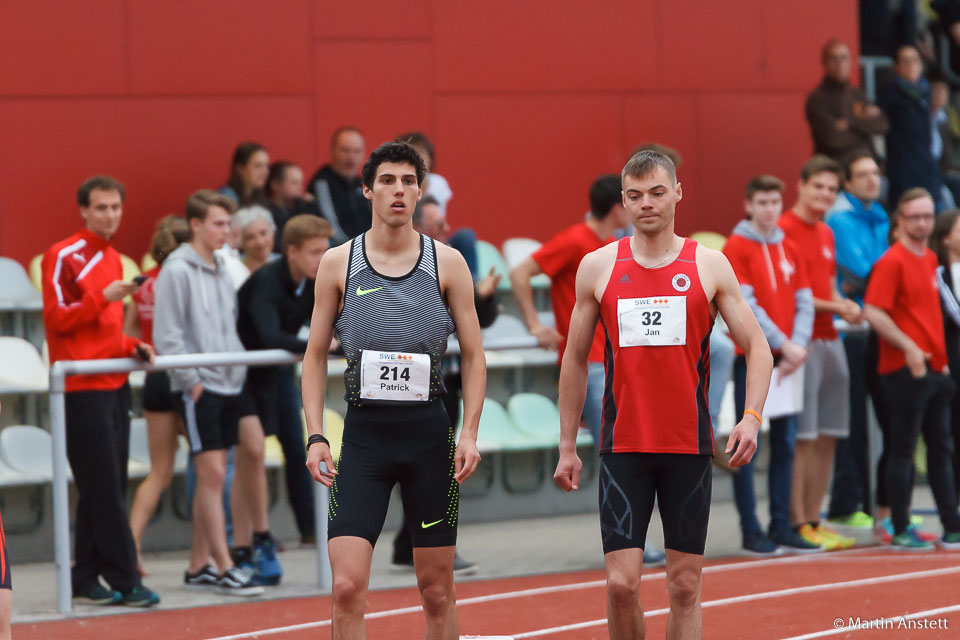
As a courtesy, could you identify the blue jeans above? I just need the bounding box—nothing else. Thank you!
[732,357,798,537]
[708,328,735,432]
[583,362,605,455]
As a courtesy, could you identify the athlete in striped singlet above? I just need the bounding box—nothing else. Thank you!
[302,142,484,640]
[554,150,773,639]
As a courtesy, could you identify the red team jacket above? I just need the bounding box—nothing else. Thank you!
[42,229,141,392]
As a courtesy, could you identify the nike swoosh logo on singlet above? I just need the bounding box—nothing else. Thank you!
[421,519,444,529]
[356,286,384,296]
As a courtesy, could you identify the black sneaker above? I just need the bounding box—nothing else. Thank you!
[73,582,122,606]
[453,553,477,576]
[217,566,265,596]
[742,531,781,556]
[184,564,220,590]
[769,528,824,554]
[121,585,160,607]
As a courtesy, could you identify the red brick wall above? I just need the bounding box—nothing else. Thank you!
[0,0,857,265]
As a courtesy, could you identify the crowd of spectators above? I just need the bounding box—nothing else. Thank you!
[29,6,960,608]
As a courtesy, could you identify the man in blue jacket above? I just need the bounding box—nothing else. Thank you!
[825,151,889,530]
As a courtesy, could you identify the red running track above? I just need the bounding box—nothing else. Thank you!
[13,549,960,639]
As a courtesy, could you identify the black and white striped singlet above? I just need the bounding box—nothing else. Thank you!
[335,233,456,406]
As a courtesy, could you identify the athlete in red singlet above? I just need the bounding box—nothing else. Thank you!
[554,150,773,640]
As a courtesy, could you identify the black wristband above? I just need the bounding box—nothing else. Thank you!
[306,434,330,452]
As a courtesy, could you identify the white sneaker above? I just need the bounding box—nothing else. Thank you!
[217,566,265,596]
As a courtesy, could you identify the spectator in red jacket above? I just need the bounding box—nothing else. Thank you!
[41,175,159,607]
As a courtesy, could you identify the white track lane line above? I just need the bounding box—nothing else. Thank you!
[778,603,960,639]
[510,565,960,638]
[201,547,885,640]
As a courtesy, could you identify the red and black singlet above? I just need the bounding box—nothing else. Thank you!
[597,237,715,455]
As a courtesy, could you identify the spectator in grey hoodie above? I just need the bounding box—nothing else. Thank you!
[153,189,262,596]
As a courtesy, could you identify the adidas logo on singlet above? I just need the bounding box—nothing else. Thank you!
[619,274,631,284]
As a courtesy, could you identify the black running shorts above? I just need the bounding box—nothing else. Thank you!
[327,401,458,548]
[179,390,242,454]
[599,453,712,556]
[142,370,178,413]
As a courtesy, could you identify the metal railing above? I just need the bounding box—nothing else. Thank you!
[48,338,539,613]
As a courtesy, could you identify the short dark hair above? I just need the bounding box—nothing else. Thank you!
[744,175,785,200]
[894,43,920,65]
[589,174,623,219]
[266,160,296,198]
[331,126,364,149]
[283,214,333,252]
[77,176,125,207]
[396,132,436,168]
[185,189,236,223]
[412,195,440,227]
[630,142,683,168]
[361,142,427,190]
[841,149,877,181]
[622,150,677,185]
[799,154,842,183]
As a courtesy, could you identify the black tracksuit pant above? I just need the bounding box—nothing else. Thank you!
[878,369,960,536]
[65,384,140,593]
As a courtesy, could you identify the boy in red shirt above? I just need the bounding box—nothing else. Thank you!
[42,176,158,606]
[779,155,862,550]
[723,175,820,554]
[864,188,960,550]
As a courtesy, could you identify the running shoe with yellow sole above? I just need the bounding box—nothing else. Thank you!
[816,524,856,550]
[798,523,841,551]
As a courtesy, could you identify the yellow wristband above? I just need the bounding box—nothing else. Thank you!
[743,409,762,424]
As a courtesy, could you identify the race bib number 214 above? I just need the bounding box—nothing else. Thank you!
[360,350,431,402]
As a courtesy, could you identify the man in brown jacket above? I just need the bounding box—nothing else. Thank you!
[806,39,889,161]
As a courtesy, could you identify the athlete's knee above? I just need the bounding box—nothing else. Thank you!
[418,578,455,617]
[606,572,641,609]
[666,569,701,610]
[332,575,367,613]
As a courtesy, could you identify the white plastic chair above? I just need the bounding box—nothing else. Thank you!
[0,337,48,393]
[481,315,529,342]
[0,425,60,481]
[501,238,550,288]
[0,257,42,311]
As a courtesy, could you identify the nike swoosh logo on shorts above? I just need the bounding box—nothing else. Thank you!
[356,286,384,296]
[421,519,444,529]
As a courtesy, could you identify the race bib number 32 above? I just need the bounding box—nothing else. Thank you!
[617,296,687,347]
[360,350,431,402]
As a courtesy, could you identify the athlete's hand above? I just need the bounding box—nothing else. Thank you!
[553,450,583,491]
[532,324,563,351]
[454,436,481,484]
[725,418,761,467]
[306,442,337,487]
[189,382,203,403]
[133,342,156,365]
